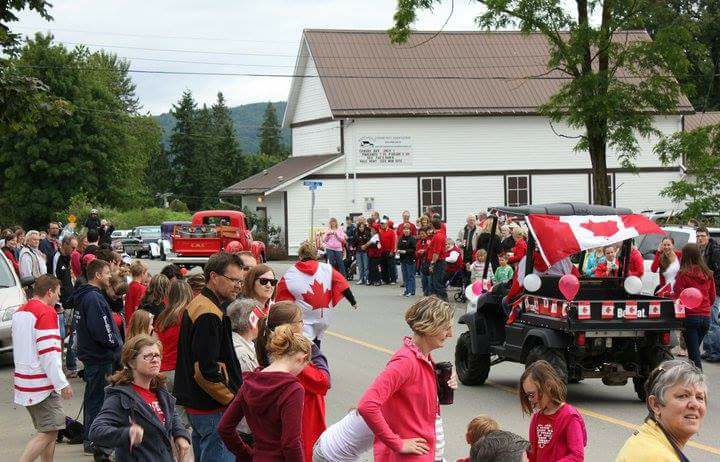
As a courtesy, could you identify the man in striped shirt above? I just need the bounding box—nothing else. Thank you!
[12,274,73,462]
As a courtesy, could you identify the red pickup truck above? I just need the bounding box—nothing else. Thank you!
[167,210,266,267]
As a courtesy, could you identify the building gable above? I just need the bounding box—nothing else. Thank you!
[283,40,333,127]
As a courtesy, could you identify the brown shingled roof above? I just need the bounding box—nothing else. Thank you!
[302,29,694,117]
[220,154,342,196]
[684,112,720,131]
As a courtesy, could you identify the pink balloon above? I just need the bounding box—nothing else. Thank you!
[559,274,580,301]
[471,280,484,296]
[679,288,703,309]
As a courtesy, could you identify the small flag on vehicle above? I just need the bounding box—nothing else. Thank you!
[674,299,686,319]
[540,298,550,315]
[601,301,614,319]
[649,301,661,318]
[561,302,568,317]
[550,300,559,317]
[624,301,638,320]
[577,301,591,320]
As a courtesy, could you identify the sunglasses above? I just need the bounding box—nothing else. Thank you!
[258,277,278,287]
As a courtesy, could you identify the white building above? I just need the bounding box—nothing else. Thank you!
[221,30,694,256]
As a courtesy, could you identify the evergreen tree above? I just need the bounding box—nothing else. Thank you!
[195,104,220,209]
[212,92,246,197]
[258,102,285,157]
[169,90,201,209]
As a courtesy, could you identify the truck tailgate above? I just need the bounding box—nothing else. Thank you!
[172,238,221,256]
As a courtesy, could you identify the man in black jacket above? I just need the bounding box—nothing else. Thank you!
[697,227,720,361]
[55,236,79,375]
[68,259,121,460]
[39,222,61,274]
[174,252,243,462]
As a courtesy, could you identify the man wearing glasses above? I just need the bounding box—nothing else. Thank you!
[174,252,245,462]
[696,227,720,362]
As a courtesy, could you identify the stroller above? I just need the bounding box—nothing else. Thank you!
[445,268,468,303]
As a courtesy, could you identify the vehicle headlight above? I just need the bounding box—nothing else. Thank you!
[2,304,20,322]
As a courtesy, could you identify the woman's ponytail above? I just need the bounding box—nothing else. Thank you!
[266,324,311,362]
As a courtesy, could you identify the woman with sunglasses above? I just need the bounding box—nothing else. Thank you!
[89,334,191,462]
[240,264,277,319]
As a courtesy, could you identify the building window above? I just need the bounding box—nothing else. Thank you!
[590,173,615,206]
[506,175,529,207]
[420,177,444,218]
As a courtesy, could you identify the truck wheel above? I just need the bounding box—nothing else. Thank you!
[525,345,568,383]
[633,346,673,401]
[455,331,490,386]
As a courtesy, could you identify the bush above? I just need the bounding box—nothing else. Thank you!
[59,194,191,230]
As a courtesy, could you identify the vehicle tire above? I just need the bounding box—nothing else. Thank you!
[633,346,673,401]
[160,249,166,261]
[455,331,490,386]
[525,345,568,383]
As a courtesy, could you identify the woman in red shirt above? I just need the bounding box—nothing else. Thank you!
[125,260,148,323]
[154,279,193,391]
[651,237,682,294]
[255,301,330,462]
[358,296,457,461]
[520,360,586,461]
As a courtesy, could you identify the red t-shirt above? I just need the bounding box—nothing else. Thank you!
[429,229,447,261]
[125,281,147,324]
[156,323,180,371]
[396,221,418,237]
[378,228,397,253]
[132,384,166,424]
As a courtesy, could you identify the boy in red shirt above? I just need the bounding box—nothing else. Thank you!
[428,216,448,300]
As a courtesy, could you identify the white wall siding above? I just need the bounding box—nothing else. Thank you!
[531,174,589,204]
[291,54,332,124]
[342,116,681,174]
[242,194,286,246]
[292,121,341,156]
[446,176,505,235]
[615,171,683,212]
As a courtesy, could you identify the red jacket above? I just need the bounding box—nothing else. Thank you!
[367,238,384,259]
[651,250,682,289]
[673,266,716,317]
[358,337,439,461]
[396,221,417,238]
[218,370,304,462]
[507,238,527,266]
[379,228,397,254]
[445,244,464,274]
[156,323,180,372]
[528,403,586,462]
[628,247,645,278]
[124,281,147,325]
[416,238,429,268]
[594,260,620,278]
[298,364,330,462]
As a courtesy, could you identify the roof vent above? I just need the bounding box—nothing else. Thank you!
[277,175,284,181]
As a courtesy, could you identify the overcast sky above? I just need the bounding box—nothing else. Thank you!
[15,0,504,114]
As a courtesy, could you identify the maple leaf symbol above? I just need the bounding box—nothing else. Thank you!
[579,220,619,237]
[301,279,332,309]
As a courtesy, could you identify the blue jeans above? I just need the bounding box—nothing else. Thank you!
[356,250,369,283]
[421,269,432,296]
[431,260,447,299]
[83,362,113,444]
[702,297,720,360]
[187,411,235,462]
[401,261,416,295]
[684,316,710,369]
[326,249,346,275]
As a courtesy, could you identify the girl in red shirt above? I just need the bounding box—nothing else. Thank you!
[125,260,148,323]
[154,279,193,391]
[520,360,586,462]
[507,227,527,266]
[594,245,620,278]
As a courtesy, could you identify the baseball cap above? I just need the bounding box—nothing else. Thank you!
[90,209,98,214]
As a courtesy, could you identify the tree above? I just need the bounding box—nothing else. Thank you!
[656,122,720,218]
[0,34,159,226]
[392,0,692,205]
[258,102,286,157]
[169,90,202,209]
[212,92,247,199]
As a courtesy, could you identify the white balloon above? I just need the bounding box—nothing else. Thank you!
[465,284,476,301]
[523,274,542,292]
[624,276,643,294]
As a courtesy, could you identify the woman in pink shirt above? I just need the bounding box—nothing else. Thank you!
[358,296,456,461]
[323,217,347,275]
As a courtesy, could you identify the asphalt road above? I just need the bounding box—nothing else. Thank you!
[1,258,718,461]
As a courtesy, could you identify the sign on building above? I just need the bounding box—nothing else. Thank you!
[357,135,412,166]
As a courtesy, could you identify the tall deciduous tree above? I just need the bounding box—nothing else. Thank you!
[392,0,692,205]
[258,102,286,157]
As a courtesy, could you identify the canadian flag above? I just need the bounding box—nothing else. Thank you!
[540,298,550,315]
[561,303,568,318]
[525,214,664,266]
[550,301,559,317]
[577,301,591,320]
[649,302,662,318]
[624,301,638,320]
[674,299,686,319]
[601,301,615,319]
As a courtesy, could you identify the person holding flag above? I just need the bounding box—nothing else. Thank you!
[275,241,358,346]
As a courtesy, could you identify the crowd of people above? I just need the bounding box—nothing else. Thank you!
[3,208,715,462]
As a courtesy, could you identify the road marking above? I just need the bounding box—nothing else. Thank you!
[325,330,720,456]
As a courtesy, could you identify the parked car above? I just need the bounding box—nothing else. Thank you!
[168,210,265,268]
[122,226,161,259]
[0,251,28,354]
[636,225,720,295]
[110,229,131,252]
[158,221,191,261]
[455,203,681,401]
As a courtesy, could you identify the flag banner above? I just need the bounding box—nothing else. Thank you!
[649,301,662,318]
[601,301,615,319]
[525,214,664,266]
[625,301,638,320]
[674,299,686,319]
[550,301,559,317]
[540,298,550,315]
[578,301,591,320]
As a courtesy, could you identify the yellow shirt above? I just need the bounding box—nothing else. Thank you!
[615,420,680,462]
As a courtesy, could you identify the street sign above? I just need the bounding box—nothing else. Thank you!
[303,180,323,190]
[303,181,322,239]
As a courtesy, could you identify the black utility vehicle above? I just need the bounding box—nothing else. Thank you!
[455,203,681,400]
